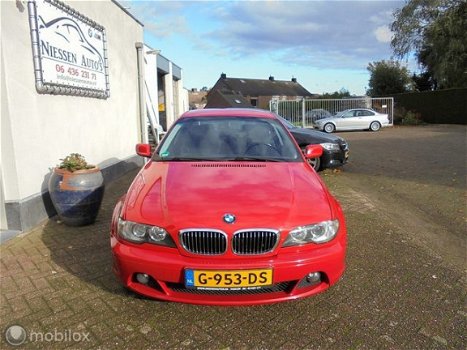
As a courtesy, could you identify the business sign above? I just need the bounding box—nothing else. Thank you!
[28,0,109,98]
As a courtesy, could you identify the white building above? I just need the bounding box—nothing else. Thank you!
[1,0,188,237]
[144,45,189,139]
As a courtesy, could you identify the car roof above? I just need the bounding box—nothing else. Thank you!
[180,108,277,119]
[336,108,376,113]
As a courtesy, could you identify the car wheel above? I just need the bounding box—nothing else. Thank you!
[301,148,321,171]
[370,121,381,131]
[324,123,335,133]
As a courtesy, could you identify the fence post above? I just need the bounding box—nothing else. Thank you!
[302,98,305,128]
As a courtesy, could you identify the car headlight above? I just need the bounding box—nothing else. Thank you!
[283,220,339,246]
[320,142,340,151]
[118,219,176,247]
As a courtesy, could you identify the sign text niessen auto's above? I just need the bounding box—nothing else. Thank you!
[28,0,109,98]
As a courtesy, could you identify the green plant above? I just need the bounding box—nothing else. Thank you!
[393,107,407,125]
[58,153,95,172]
[401,111,422,125]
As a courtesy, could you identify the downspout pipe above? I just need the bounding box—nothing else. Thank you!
[135,42,148,144]
[28,0,46,94]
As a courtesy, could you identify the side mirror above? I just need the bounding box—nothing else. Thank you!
[136,143,152,158]
[304,144,323,159]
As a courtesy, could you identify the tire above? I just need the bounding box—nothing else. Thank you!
[370,121,381,132]
[324,123,335,133]
[301,148,321,171]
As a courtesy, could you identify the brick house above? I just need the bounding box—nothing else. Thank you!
[206,73,315,109]
[204,89,252,109]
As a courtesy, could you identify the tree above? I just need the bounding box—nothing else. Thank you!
[417,2,467,88]
[412,72,436,91]
[367,60,412,96]
[391,0,467,89]
[391,0,453,58]
[319,88,352,99]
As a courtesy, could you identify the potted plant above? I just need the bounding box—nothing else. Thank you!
[48,153,105,226]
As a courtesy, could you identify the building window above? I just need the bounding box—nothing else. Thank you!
[250,98,258,107]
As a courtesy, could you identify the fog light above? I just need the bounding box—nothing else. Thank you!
[297,271,323,289]
[136,273,149,284]
[306,272,321,283]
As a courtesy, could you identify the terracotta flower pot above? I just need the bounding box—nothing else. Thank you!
[48,167,105,226]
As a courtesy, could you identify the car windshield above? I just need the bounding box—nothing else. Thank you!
[156,116,301,162]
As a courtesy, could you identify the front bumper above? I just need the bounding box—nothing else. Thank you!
[313,123,324,131]
[111,235,346,306]
[321,148,349,169]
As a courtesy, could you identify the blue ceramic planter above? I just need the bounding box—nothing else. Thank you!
[49,167,105,226]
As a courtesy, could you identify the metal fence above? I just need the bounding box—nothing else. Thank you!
[270,97,394,128]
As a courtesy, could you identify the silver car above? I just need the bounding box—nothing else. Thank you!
[313,109,390,133]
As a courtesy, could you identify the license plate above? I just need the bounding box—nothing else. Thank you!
[185,269,273,289]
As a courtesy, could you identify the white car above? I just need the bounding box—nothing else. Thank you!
[313,109,390,133]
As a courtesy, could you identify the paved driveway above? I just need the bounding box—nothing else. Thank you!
[1,125,465,349]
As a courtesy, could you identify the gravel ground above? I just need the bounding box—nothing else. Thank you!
[1,124,465,349]
[329,124,466,270]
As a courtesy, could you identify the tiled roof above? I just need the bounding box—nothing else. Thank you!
[205,90,252,108]
[211,75,313,97]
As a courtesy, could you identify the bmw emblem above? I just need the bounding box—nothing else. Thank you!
[223,213,236,224]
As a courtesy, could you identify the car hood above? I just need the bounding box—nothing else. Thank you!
[123,161,332,232]
[290,127,343,143]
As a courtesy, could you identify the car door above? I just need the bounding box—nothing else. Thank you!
[337,110,359,130]
[358,110,376,128]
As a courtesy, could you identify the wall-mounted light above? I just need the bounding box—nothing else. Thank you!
[146,50,161,55]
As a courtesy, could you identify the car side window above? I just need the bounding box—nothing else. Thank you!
[343,111,354,118]
[360,111,375,117]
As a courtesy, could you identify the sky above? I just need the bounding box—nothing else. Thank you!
[124,0,406,96]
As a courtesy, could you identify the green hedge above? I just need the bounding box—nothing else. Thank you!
[393,89,467,124]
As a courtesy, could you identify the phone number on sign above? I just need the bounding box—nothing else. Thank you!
[55,64,97,80]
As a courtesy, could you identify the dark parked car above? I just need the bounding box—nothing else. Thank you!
[304,109,333,123]
[278,116,349,171]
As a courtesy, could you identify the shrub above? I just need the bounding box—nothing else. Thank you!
[393,88,467,124]
[393,107,407,125]
[401,111,423,125]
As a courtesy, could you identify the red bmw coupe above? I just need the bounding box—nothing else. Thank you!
[110,108,346,305]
